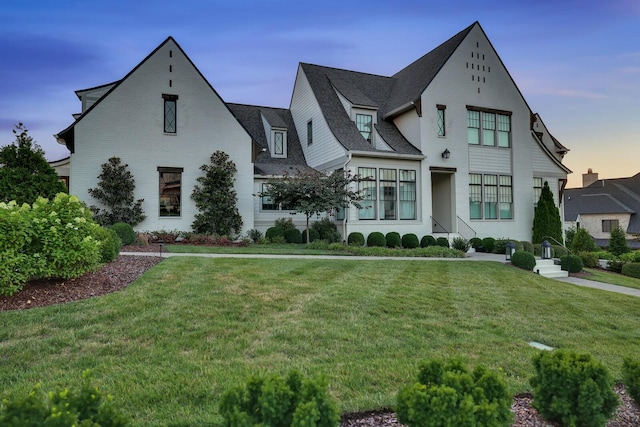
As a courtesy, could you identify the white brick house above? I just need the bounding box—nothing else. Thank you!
[56,22,570,241]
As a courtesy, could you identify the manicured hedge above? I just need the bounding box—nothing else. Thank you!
[622,262,640,279]
[482,237,495,253]
[511,251,536,270]
[560,254,584,273]
[367,232,386,247]
[284,227,302,244]
[347,232,365,246]
[110,222,136,245]
[401,233,420,249]
[386,232,401,248]
[420,235,436,248]
[435,237,449,248]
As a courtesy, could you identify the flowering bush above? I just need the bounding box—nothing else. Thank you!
[0,193,102,296]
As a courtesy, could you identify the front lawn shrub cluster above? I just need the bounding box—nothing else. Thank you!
[530,350,618,427]
[247,229,263,243]
[435,237,449,248]
[560,254,583,273]
[396,359,513,427]
[571,227,598,252]
[266,226,285,241]
[451,236,470,252]
[367,232,386,247]
[275,217,297,231]
[147,229,181,244]
[622,358,640,406]
[302,228,320,243]
[511,251,536,270]
[0,370,129,426]
[95,226,121,263]
[219,370,339,427]
[493,239,510,254]
[482,237,496,253]
[347,232,365,246]
[0,194,102,296]
[401,233,420,249]
[110,222,136,245]
[312,217,341,243]
[521,240,534,254]
[621,262,640,279]
[420,235,436,248]
[386,232,401,248]
[578,251,600,268]
[284,228,302,244]
[469,237,483,251]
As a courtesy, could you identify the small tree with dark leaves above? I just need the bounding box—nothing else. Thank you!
[88,157,146,226]
[260,170,362,242]
[0,123,66,204]
[191,151,243,235]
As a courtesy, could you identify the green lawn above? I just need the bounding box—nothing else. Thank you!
[2,258,639,425]
[584,267,640,290]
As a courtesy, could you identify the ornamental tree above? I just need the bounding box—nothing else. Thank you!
[532,181,562,244]
[88,157,146,226]
[191,151,243,235]
[259,170,362,242]
[609,226,630,256]
[0,123,67,204]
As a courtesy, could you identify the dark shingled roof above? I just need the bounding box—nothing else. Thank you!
[227,103,315,176]
[385,22,475,117]
[564,172,640,233]
[300,63,421,156]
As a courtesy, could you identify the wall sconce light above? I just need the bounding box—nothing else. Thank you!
[441,149,450,159]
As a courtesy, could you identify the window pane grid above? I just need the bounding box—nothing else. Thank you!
[356,114,373,143]
[274,132,284,155]
[164,100,176,133]
[437,108,445,136]
[470,173,513,220]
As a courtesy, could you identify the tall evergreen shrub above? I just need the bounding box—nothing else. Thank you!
[532,181,562,244]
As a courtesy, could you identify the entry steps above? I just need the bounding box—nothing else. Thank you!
[533,258,569,278]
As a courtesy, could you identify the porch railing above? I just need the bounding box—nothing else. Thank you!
[430,216,449,237]
[457,216,476,241]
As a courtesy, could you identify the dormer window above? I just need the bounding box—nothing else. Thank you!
[271,129,287,158]
[356,114,372,143]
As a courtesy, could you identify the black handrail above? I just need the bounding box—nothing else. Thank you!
[542,235,570,255]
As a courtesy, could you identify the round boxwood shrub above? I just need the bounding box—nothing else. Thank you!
[560,254,584,273]
[109,222,136,246]
[520,240,534,254]
[94,227,121,263]
[302,228,320,243]
[622,358,640,406]
[347,232,365,246]
[622,262,640,279]
[401,233,419,249]
[386,232,401,248]
[530,350,619,427]
[470,237,483,251]
[578,251,600,268]
[420,235,436,248]
[265,226,284,241]
[367,232,386,247]
[284,227,302,244]
[481,237,495,253]
[511,251,536,270]
[435,237,449,248]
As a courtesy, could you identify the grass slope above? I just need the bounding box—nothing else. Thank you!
[1,258,639,425]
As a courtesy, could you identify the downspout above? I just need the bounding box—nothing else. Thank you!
[342,152,352,242]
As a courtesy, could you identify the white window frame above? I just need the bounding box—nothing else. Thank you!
[271,129,287,158]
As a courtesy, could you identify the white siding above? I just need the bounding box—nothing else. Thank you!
[290,66,346,169]
[70,39,254,233]
[468,146,511,174]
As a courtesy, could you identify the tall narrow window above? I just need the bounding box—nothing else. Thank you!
[399,170,416,220]
[274,131,284,155]
[482,112,496,146]
[158,167,183,217]
[261,183,277,211]
[484,174,498,219]
[467,110,480,145]
[356,114,373,143]
[358,167,376,220]
[379,169,397,220]
[497,114,511,147]
[533,177,543,206]
[307,120,313,145]
[499,175,513,219]
[469,174,482,219]
[437,105,446,137]
[162,94,178,133]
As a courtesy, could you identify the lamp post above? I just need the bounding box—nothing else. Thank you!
[505,241,516,261]
[541,240,552,259]
[158,239,164,258]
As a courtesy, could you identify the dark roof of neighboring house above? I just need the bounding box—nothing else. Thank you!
[564,172,640,233]
[227,103,315,176]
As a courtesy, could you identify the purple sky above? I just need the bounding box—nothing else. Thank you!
[1,0,638,188]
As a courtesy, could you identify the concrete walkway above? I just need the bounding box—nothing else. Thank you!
[120,250,640,297]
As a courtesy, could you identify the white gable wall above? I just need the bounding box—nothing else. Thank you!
[290,66,346,170]
[414,24,566,241]
[70,39,254,233]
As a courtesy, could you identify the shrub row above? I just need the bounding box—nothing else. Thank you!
[0,194,119,296]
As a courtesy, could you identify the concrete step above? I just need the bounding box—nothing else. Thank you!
[533,259,569,278]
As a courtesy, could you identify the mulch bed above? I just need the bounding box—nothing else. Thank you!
[1,247,638,426]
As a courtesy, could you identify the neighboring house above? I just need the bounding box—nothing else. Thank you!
[48,157,70,190]
[55,22,570,240]
[564,169,640,249]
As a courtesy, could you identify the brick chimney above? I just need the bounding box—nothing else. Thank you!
[582,168,599,188]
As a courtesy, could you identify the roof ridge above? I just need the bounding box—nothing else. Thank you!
[301,62,393,80]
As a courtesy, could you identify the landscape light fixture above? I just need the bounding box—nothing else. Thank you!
[505,241,516,261]
[541,240,552,259]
